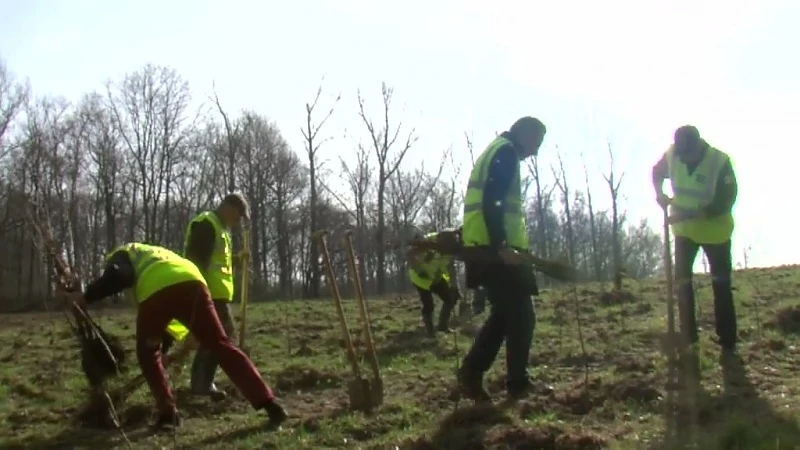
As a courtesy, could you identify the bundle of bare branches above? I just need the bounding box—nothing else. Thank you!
[26,201,128,430]
[408,228,582,282]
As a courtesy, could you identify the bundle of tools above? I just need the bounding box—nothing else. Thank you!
[405,227,583,282]
[26,202,127,429]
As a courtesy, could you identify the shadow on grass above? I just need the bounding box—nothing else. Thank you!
[179,405,352,449]
[376,329,440,365]
[653,348,800,450]
[3,424,155,450]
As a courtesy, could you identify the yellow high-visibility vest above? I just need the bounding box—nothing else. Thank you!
[666,144,734,244]
[409,232,452,290]
[106,243,204,341]
[183,211,234,301]
[462,136,529,250]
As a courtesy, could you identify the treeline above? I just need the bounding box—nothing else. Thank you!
[0,60,661,312]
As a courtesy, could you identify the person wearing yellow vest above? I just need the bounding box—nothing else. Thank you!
[457,116,546,403]
[184,193,249,399]
[652,125,738,351]
[62,243,287,431]
[407,229,460,337]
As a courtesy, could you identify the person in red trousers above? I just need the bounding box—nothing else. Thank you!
[63,242,288,431]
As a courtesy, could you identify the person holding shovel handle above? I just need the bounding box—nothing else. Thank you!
[457,116,546,402]
[183,193,250,400]
[60,243,287,430]
[652,125,739,352]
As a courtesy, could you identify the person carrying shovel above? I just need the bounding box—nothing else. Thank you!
[652,125,739,352]
[406,227,461,337]
[456,116,546,402]
[60,243,288,430]
[183,193,250,400]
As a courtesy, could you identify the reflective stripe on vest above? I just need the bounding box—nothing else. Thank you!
[409,232,452,290]
[183,211,235,301]
[461,136,529,250]
[165,319,190,342]
[106,243,206,305]
[666,145,734,244]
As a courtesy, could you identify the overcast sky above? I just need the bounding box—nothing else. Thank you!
[1,0,796,269]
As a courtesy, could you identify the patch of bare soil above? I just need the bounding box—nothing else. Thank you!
[598,290,635,307]
[751,336,787,352]
[485,424,608,450]
[273,364,342,392]
[402,415,608,450]
[556,378,662,415]
[768,306,800,333]
[172,385,251,418]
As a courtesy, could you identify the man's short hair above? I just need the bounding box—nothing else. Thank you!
[674,125,700,143]
[221,193,250,220]
[510,116,546,137]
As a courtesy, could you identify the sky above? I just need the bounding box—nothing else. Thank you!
[0,0,797,271]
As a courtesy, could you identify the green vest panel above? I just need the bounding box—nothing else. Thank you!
[183,211,235,301]
[106,243,206,303]
[409,232,452,290]
[462,136,529,250]
[106,243,197,341]
[666,145,734,244]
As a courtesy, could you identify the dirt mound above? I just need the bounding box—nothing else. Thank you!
[598,290,635,306]
[402,420,608,450]
[274,365,342,392]
[293,342,315,356]
[769,306,800,333]
[556,378,662,415]
[486,424,608,449]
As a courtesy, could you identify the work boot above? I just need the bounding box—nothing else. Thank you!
[422,314,436,337]
[262,400,288,430]
[457,367,491,403]
[152,408,182,431]
[506,377,550,401]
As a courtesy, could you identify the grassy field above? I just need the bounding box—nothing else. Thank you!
[1,267,799,450]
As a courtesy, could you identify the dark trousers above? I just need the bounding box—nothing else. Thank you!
[190,299,237,391]
[461,265,535,388]
[674,236,737,349]
[416,279,458,330]
[136,281,273,412]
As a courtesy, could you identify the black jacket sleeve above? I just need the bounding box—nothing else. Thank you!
[482,144,518,249]
[704,160,737,216]
[83,251,136,304]
[185,219,216,272]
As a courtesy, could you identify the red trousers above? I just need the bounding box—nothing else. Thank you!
[136,280,274,412]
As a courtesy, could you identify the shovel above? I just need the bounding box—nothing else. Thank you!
[314,230,382,412]
[238,226,251,356]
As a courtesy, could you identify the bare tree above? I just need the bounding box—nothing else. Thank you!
[551,150,589,382]
[526,156,557,261]
[582,158,601,281]
[107,64,193,243]
[603,142,625,292]
[301,80,340,298]
[0,59,28,160]
[356,83,418,294]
